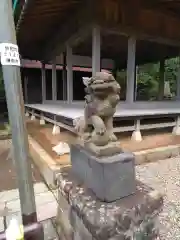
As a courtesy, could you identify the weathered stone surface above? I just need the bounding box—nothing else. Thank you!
[56,167,163,240]
[74,71,121,157]
[71,144,136,202]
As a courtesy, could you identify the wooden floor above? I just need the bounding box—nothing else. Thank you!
[25,101,180,120]
[25,101,180,134]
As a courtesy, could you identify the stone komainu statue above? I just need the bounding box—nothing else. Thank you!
[73,71,121,156]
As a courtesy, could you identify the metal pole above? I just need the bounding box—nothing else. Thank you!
[0,0,37,225]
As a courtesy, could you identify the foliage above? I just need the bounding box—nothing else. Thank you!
[115,69,127,100]
[115,57,179,101]
[136,63,159,100]
[165,57,179,95]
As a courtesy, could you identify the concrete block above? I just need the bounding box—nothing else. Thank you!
[173,126,180,135]
[35,191,56,207]
[31,115,36,121]
[25,112,29,117]
[131,130,142,142]
[34,182,49,194]
[0,183,48,205]
[135,145,180,165]
[6,199,20,213]
[145,146,177,162]
[70,145,136,202]
[37,201,57,222]
[52,125,60,135]
[40,118,45,125]
[0,189,19,203]
[29,136,61,189]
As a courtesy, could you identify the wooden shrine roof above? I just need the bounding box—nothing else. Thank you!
[15,0,180,65]
[15,0,84,59]
[149,0,180,15]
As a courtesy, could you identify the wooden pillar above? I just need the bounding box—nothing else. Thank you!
[52,61,57,101]
[92,26,101,76]
[158,59,165,100]
[62,52,67,101]
[126,37,136,103]
[134,66,138,101]
[41,63,46,103]
[177,57,180,100]
[66,45,73,103]
[24,76,28,104]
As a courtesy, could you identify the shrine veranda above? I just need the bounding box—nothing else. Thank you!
[15,0,180,136]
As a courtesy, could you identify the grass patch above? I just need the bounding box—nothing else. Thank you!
[0,122,11,136]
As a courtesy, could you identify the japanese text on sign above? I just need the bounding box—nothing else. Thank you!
[0,43,20,66]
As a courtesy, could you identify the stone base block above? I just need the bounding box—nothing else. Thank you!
[31,115,36,121]
[25,112,29,117]
[56,167,163,240]
[40,118,45,125]
[172,126,180,135]
[52,125,60,135]
[131,130,142,142]
[70,144,136,202]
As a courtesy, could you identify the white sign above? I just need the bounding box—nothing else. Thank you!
[0,43,20,66]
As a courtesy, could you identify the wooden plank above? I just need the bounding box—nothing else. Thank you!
[43,0,95,60]
[28,135,62,188]
[25,103,178,135]
[26,102,180,119]
[97,0,180,46]
[114,122,175,133]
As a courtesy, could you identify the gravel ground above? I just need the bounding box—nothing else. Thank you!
[136,157,180,240]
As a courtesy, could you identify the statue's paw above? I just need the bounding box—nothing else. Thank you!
[96,126,106,135]
[109,133,117,142]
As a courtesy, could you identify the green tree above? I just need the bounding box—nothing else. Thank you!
[136,63,159,100]
[165,57,179,96]
[114,57,179,101]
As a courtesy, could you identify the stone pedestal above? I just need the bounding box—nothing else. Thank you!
[55,167,163,240]
[70,144,136,202]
